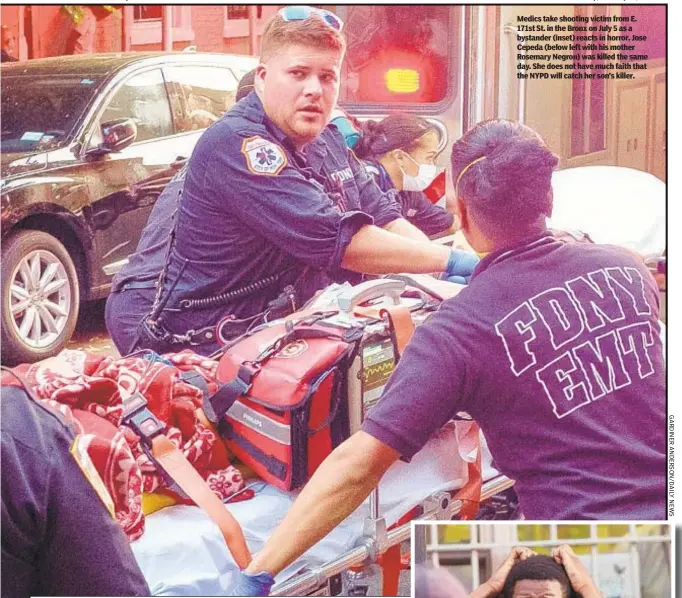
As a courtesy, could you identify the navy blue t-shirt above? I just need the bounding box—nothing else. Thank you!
[156,92,402,337]
[362,233,666,520]
[364,161,454,237]
[1,385,150,597]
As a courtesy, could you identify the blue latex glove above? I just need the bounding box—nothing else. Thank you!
[444,249,480,284]
[227,571,275,596]
[447,275,468,285]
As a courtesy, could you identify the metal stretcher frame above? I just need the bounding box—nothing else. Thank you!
[268,279,506,596]
[270,475,514,596]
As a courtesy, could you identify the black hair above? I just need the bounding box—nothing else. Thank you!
[236,69,256,102]
[354,113,437,160]
[451,119,558,244]
[501,555,579,598]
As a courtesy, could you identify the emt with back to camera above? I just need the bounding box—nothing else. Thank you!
[228,117,666,595]
[105,5,477,357]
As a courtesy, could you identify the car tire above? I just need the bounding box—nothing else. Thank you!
[1,230,80,365]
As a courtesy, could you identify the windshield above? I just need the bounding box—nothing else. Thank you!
[1,74,103,154]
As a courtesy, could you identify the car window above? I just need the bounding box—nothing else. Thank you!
[163,65,239,133]
[99,68,173,143]
[0,75,103,153]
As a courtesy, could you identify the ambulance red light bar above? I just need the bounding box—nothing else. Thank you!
[356,49,435,102]
[385,68,421,94]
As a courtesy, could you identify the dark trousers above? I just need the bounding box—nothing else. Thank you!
[104,288,155,356]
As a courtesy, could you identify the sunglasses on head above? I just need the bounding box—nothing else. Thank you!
[278,6,344,32]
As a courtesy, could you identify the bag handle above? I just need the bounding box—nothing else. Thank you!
[304,365,346,436]
[380,305,415,363]
[337,279,405,312]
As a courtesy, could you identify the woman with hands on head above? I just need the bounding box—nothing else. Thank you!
[469,544,602,598]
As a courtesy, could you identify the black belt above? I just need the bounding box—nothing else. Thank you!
[115,280,158,292]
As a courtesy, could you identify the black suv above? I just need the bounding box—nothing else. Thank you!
[1,52,257,364]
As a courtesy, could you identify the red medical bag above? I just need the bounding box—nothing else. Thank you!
[212,316,362,491]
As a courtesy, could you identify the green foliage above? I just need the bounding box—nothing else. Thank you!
[62,6,118,25]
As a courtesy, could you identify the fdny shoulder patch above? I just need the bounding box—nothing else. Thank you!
[241,136,287,175]
[70,434,116,517]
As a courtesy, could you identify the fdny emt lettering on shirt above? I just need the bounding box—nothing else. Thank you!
[496,266,657,419]
[361,234,665,519]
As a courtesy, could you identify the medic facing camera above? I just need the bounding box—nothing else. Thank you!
[253,13,341,147]
[105,5,478,357]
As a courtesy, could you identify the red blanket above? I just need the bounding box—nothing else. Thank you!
[2,349,253,541]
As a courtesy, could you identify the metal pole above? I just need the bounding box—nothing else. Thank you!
[629,524,641,598]
[271,476,514,596]
[369,488,380,521]
[248,6,258,56]
[162,5,173,52]
[430,524,440,567]
[471,549,481,588]
[590,524,599,589]
[17,5,27,61]
[414,524,428,566]
[122,6,133,51]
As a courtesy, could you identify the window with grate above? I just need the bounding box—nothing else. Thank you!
[133,6,162,21]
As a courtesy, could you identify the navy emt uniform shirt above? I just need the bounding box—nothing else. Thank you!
[1,385,150,597]
[362,233,666,520]
[364,161,454,237]
[155,92,402,343]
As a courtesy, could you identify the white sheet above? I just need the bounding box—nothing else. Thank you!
[549,166,666,260]
[132,422,498,596]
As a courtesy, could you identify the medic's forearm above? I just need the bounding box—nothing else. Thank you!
[383,218,430,242]
[244,432,399,577]
[341,225,450,274]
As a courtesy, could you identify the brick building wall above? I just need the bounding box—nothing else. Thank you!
[190,5,226,53]
[95,9,123,53]
[1,5,278,59]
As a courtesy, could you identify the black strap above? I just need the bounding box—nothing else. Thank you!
[203,365,254,424]
[252,318,353,366]
[179,371,209,397]
[118,280,158,292]
[224,426,288,481]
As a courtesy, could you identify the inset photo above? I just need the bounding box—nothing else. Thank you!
[413,522,672,598]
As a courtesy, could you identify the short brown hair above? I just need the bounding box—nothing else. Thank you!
[260,12,346,62]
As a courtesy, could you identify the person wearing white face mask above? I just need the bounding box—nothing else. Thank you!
[354,114,458,237]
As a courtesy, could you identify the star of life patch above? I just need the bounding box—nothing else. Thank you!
[241,136,287,175]
[70,434,116,518]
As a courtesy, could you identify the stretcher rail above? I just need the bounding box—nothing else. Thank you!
[270,475,514,596]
